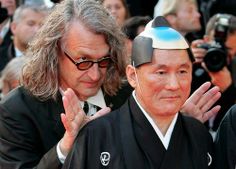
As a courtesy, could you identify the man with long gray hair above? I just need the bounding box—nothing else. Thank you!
[0,0,126,168]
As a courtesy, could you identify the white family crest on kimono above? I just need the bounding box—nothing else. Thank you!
[100,152,110,166]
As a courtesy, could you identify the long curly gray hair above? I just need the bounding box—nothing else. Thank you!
[22,0,126,101]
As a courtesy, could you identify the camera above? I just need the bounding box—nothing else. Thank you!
[198,14,231,72]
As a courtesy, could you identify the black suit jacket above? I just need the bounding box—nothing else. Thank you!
[0,42,15,71]
[0,86,65,169]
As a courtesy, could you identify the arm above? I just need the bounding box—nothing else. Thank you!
[0,106,62,169]
[59,88,110,158]
[181,81,221,123]
[0,88,110,169]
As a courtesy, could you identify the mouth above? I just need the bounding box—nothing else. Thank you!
[161,96,180,100]
[82,81,100,88]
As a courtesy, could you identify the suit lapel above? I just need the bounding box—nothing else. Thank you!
[119,97,147,169]
[129,96,166,169]
[51,94,65,138]
[159,115,193,169]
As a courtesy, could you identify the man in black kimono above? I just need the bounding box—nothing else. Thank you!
[63,16,214,169]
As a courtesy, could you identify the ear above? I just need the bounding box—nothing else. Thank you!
[126,65,137,88]
[10,22,17,35]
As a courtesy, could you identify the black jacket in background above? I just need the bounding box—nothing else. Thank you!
[214,104,236,169]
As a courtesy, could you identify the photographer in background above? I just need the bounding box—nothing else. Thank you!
[191,13,236,137]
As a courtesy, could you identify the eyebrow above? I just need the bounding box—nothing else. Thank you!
[73,49,111,60]
[154,63,192,69]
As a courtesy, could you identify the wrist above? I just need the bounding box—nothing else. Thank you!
[59,138,70,157]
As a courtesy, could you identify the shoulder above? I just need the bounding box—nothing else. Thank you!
[86,109,121,130]
[218,104,236,132]
[0,87,30,118]
[181,114,207,129]
[1,86,31,107]
[181,114,211,139]
[77,109,123,141]
[0,86,47,118]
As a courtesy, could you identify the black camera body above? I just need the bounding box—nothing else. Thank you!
[199,14,231,72]
[198,42,227,72]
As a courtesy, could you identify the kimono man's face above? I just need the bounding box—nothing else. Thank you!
[130,49,192,117]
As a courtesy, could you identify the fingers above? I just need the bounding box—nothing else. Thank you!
[62,88,85,134]
[62,88,83,121]
[62,93,75,122]
[202,105,221,123]
[188,82,212,104]
[191,39,205,48]
[196,85,221,110]
[90,107,111,121]
[191,39,207,63]
[192,48,207,62]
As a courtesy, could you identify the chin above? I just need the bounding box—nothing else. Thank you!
[85,88,100,97]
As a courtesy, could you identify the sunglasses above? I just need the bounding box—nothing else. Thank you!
[64,51,112,71]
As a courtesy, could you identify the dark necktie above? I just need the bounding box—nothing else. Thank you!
[83,101,89,115]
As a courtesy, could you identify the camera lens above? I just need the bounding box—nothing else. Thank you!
[203,48,227,72]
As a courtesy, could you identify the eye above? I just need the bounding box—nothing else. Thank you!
[179,69,188,74]
[156,70,166,75]
[78,56,88,62]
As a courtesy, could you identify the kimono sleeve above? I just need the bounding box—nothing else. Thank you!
[62,128,89,169]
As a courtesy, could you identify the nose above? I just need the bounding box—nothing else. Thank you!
[87,63,101,81]
[110,6,117,15]
[166,74,180,90]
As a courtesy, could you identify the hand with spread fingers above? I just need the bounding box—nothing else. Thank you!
[181,82,221,123]
[59,88,110,157]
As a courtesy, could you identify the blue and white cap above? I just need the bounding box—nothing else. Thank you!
[131,16,194,67]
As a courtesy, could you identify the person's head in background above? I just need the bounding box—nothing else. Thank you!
[0,56,27,97]
[121,15,151,63]
[10,4,49,54]
[0,0,16,16]
[205,13,236,61]
[154,0,201,36]
[99,0,130,26]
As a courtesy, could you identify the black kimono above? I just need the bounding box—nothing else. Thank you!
[63,96,213,169]
[214,104,236,169]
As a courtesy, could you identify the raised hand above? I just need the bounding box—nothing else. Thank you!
[181,82,221,123]
[59,88,110,156]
